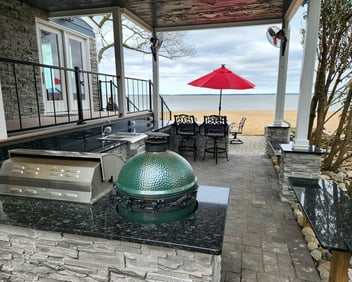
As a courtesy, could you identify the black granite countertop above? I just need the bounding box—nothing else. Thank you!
[289,177,352,252]
[0,185,229,255]
[280,142,325,154]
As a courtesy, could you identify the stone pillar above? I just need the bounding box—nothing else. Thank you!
[279,143,325,203]
[265,124,291,156]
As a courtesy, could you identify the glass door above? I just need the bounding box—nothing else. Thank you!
[66,35,89,111]
[38,25,66,113]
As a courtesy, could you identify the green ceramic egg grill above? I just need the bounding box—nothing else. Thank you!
[115,132,198,223]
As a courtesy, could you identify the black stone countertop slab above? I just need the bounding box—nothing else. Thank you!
[0,185,229,255]
[281,142,325,154]
[289,177,352,252]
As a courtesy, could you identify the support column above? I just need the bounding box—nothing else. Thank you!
[266,20,291,157]
[112,7,126,118]
[152,50,160,128]
[273,21,291,126]
[293,0,321,150]
[0,80,8,139]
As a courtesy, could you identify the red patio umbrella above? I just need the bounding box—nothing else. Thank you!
[188,64,255,115]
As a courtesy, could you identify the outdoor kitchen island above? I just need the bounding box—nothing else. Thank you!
[0,185,229,281]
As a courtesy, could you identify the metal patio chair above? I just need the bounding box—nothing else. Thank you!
[229,117,246,144]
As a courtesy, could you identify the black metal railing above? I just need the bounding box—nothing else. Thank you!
[98,79,119,114]
[146,80,172,127]
[125,77,152,113]
[0,58,155,134]
[160,95,172,127]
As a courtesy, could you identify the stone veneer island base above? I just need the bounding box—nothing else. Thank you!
[0,186,229,281]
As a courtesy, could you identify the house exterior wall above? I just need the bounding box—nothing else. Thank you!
[0,0,46,120]
[0,0,99,121]
[0,1,45,61]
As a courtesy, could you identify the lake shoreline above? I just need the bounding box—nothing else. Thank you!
[172,110,339,136]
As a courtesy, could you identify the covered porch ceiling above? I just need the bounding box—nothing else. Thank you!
[21,0,302,31]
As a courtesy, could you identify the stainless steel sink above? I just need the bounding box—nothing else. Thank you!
[98,132,148,144]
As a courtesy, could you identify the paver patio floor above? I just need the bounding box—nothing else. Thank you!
[187,136,321,282]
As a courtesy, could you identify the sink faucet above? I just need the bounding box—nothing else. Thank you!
[101,120,112,137]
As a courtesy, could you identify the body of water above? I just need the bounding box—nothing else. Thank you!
[162,94,300,111]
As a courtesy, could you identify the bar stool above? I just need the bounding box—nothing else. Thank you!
[203,115,229,164]
[174,114,197,160]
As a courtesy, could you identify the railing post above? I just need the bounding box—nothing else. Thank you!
[160,96,165,128]
[126,97,130,113]
[12,63,23,130]
[32,65,41,127]
[98,79,103,111]
[149,80,153,111]
[109,80,114,104]
[74,66,85,124]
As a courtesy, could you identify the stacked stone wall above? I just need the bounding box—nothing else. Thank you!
[0,1,45,61]
[0,0,46,120]
[89,37,101,112]
[279,151,322,202]
[0,224,220,281]
[264,125,290,156]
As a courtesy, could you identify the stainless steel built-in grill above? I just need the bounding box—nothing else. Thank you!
[0,149,124,204]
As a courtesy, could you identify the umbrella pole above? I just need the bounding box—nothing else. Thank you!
[218,89,222,116]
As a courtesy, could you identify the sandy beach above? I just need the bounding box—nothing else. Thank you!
[172,110,340,136]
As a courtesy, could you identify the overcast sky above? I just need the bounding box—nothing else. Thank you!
[99,6,307,95]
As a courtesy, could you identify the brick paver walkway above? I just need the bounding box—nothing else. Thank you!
[188,136,321,282]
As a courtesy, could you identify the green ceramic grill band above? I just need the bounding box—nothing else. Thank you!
[117,198,197,223]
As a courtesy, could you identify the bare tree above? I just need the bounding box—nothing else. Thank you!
[323,81,352,171]
[89,14,195,63]
[307,0,352,147]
